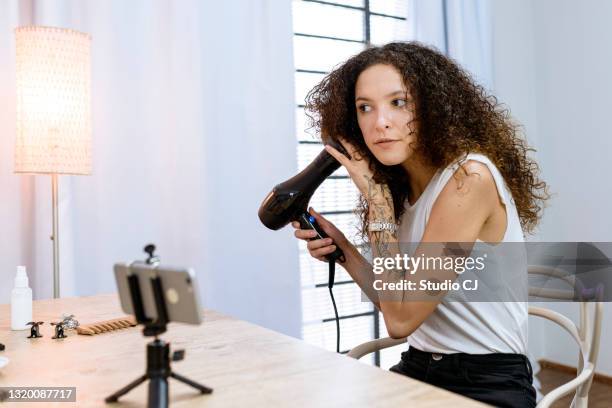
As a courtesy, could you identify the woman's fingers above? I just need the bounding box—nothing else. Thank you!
[326,141,372,195]
[324,144,351,168]
[308,207,348,247]
[308,208,338,238]
[292,207,342,261]
[310,245,337,259]
[338,138,360,160]
[295,231,337,258]
[307,238,334,252]
[294,228,317,240]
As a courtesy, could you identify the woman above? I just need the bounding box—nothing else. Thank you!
[293,42,548,407]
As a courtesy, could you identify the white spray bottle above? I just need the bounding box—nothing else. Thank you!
[11,266,33,330]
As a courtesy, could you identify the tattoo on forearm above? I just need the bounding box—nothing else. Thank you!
[364,177,407,298]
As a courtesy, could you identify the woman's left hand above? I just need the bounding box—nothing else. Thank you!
[324,139,392,208]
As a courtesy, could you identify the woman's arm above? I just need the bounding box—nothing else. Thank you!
[325,140,501,339]
[367,160,500,338]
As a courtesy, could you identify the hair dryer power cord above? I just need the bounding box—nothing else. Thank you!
[328,261,340,353]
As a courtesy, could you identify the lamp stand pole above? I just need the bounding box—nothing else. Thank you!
[51,173,60,298]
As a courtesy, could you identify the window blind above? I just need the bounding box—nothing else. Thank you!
[292,0,414,365]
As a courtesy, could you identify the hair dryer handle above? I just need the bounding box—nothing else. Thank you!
[299,212,345,288]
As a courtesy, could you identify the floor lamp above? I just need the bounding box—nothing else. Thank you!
[14,26,92,299]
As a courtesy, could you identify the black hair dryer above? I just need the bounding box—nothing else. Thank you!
[258,143,348,285]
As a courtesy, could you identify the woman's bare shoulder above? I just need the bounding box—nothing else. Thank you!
[450,159,498,200]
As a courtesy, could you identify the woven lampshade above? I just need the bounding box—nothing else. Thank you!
[14,26,92,175]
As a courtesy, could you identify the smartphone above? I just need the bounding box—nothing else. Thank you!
[114,262,202,325]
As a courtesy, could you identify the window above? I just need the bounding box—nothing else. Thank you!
[291,0,414,367]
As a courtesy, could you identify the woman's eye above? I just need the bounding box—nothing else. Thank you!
[357,104,371,113]
[392,98,407,108]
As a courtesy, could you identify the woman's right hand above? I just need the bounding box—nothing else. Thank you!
[292,207,348,262]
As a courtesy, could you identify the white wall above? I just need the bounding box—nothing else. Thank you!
[492,0,612,375]
[0,0,302,339]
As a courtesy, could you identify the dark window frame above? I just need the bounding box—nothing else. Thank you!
[294,0,409,366]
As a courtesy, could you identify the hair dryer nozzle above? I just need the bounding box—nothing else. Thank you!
[258,144,346,230]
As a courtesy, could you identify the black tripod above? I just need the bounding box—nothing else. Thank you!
[106,245,212,407]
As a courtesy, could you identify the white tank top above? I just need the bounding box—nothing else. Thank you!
[397,153,528,354]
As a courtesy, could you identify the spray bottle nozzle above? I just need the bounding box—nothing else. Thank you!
[14,266,29,288]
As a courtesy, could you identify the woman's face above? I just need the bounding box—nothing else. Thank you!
[354,63,417,166]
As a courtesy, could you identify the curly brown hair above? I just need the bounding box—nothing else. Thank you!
[304,41,548,238]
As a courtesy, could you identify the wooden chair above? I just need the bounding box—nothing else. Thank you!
[347,265,603,408]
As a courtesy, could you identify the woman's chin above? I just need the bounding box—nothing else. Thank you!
[375,153,407,166]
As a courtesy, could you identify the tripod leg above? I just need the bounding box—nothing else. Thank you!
[148,376,168,408]
[170,372,213,394]
[105,374,148,403]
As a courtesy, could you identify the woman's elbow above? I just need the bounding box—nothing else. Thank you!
[382,302,435,339]
[385,319,413,339]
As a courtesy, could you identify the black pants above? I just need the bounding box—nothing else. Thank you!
[390,347,536,408]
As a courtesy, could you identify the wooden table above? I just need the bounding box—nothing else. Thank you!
[0,294,485,407]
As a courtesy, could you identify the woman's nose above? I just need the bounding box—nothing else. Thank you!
[375,108,391,131]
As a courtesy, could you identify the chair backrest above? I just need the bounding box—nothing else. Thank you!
[527,264,603,408]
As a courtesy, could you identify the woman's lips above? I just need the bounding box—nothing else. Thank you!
[375,140,398,149]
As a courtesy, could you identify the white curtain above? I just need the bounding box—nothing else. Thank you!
[413,0,494,90]
[0,0,302,338]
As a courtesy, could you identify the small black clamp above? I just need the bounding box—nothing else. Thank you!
[51,322,67,339]
[144,244,160,265]
[172,349,185,362]
[27,321,44,338]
